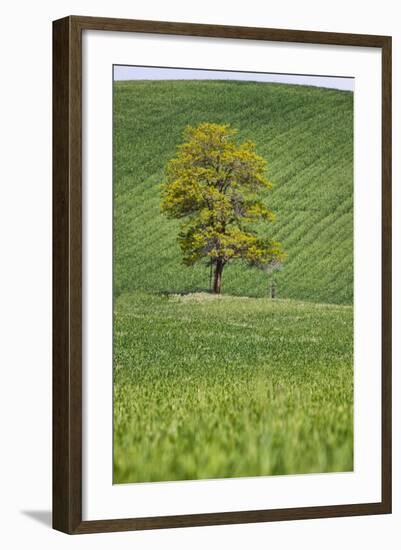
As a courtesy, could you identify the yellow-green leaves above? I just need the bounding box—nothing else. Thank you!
[161,122,284,280]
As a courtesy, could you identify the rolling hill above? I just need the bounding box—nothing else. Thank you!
[113,80,353,305]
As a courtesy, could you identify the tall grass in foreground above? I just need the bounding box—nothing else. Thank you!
[114,292,353,483]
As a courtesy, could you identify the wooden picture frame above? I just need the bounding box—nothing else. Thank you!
[53,15,392,534]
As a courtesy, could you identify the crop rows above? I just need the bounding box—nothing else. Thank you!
[113,80,353,304]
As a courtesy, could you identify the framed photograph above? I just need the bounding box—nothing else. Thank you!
[53,16,392,534]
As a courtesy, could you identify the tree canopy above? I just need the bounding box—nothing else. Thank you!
[161,122,284,294]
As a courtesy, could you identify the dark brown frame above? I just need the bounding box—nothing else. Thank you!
[53,15,392,534]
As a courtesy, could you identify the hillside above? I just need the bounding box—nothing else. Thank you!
[113,80,353,304]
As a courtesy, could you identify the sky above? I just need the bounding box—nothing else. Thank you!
[113,65,354,91]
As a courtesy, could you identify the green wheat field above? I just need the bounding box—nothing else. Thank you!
[113,79,354,483]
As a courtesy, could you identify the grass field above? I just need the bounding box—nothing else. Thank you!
[113,79,354,483]
[114,293,353,482]
[114,80,353,305]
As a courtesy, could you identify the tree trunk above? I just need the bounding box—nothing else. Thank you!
[213,260,224,294]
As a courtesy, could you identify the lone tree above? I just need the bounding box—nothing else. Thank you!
[161,123,284,294]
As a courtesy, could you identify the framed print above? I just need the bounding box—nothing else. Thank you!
[53,16,392,534]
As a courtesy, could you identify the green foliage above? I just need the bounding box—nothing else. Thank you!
[113,80,353,304]
[161,123,283,292]
[114,292,353,483]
